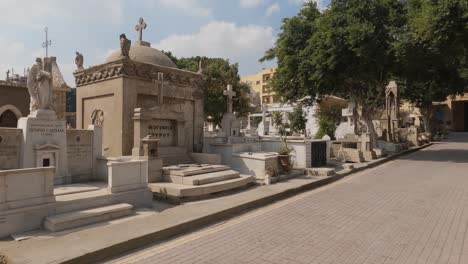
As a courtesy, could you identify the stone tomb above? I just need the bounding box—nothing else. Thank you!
[75,23,204,158]
[17,110,70,184]
[150,163,254,202]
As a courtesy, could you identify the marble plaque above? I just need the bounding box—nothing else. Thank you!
[67,130,93,176]
[146,119,176,146]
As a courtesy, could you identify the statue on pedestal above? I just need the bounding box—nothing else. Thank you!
[27,57,53,112]
[120,34,131,58]
[75,51,84,70]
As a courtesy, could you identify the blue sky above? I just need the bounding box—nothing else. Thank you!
[0,0,330,85]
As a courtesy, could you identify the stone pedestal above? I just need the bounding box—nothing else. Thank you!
[17,110,70,185]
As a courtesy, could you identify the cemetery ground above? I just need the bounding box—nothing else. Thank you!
[0,136,444,264]
[103,133,468,264]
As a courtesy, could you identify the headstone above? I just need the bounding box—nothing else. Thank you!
[221,84,238,137]
[18,57,70,184]
[382,81,399,142]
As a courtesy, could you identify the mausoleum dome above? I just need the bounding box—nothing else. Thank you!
[105,43,178,69]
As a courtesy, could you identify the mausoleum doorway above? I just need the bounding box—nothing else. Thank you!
[0,105,22,128]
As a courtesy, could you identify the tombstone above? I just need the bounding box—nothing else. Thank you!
[335,102,356,139]
[18,57,70,184]
[220,84,238,137]
[382,81,400,142]
[257,105,269,136]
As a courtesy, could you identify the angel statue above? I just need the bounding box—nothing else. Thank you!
[27,57,53,111]
[120,33,131,58]
[75,51,84,70]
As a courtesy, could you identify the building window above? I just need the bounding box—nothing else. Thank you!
[262,96,271,104]
[262,85,270,93]
[256,80,261,85]
[263,74,271,83]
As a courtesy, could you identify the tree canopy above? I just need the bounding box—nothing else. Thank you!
[394,0,468,130]
[164,52,252,126]
[263,0,467,138]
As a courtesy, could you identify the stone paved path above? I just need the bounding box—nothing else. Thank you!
[107,133,468,264]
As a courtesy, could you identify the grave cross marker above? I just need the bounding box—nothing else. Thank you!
[42,27,52,57]
[223,84,236,114]
[135,17,147,42]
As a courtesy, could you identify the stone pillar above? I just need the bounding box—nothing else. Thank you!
[88,125,103,179]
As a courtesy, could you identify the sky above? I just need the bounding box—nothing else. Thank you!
[0,0,330,86]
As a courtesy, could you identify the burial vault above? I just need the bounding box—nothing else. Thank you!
[74,19,205,157]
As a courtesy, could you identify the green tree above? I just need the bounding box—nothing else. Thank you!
[288,104,308,135]
[262,0,406,148]
[164,53,252,127]
[271,111,284,128]
[314,102,343,140]
[395,0,468,133]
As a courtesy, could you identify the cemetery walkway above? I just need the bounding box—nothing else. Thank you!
[109,133,468,264]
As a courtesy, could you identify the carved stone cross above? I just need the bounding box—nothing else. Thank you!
[135,17,147,42]
[153,72,164,105]
[223,84,236,114]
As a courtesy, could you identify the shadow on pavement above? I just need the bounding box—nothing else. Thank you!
[399,148,468,163]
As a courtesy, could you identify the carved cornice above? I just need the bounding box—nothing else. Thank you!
[74,59,204,88]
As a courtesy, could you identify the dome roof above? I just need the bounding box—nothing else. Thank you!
[106,43,178,69]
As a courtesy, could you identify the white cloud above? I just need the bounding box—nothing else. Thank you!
[288,0,328,10]
[266,3,280,16]
[0,0,123,28]
[240,0,264,8]
[157,0,211,17]
[155,21,274,68]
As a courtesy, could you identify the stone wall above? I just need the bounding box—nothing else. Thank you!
[67,129,94,182]
[0,128,22,170]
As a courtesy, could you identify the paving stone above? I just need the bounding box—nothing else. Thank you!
[110,133,468,264]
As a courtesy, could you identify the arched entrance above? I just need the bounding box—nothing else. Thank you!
[0,105,23,128]
[0,110,18,127]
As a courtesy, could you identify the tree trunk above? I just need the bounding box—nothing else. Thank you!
[361,110,378,150]
[420,105,435,135]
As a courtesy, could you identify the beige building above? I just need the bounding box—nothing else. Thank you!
[0,80,30,127]
[434,94,468,132]
[241,67,277,106]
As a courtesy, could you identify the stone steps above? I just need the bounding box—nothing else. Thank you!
[149,175,255,198]
[44,203,133,232]
[163,164,231,177]
[165,170,240,186]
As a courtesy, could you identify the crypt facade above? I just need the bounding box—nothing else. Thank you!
[74,18,205,157]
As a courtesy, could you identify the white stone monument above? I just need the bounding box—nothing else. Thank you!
[221,84,240,137]
[17,57,70,184]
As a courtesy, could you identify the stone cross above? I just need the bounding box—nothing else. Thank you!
[135,17,147,42]
[42,27,52,57]
[153,72,164,105]
[261,104,268,122]
[223,84,236,114]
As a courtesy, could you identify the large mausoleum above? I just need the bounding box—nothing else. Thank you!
[74,24,205,159]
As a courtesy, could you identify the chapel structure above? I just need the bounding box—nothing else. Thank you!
[74,18,205,158]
